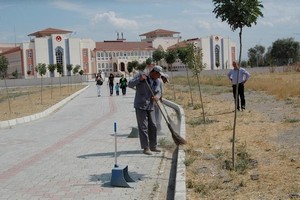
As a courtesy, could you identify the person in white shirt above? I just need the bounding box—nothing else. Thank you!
[154,73,169,133]
[227,61,250,111]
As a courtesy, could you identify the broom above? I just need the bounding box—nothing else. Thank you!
[145,80,186,146]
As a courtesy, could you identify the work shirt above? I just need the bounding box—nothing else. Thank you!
[128,72,161,111]
[227,68,250,85]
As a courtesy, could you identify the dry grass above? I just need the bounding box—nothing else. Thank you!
[175,71,300,101]
[0,84,85,121]
[164,69,300,199]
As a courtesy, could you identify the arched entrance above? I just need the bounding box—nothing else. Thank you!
[113,63,118,72]
[120,62,125,72]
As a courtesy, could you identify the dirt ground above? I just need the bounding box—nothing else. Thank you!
[0,85,85,121]
[172,85,300,200]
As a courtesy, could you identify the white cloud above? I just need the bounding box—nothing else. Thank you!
[92,11,138,29]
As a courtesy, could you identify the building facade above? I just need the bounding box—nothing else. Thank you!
[1,28,95,79]
[0,28,236,79]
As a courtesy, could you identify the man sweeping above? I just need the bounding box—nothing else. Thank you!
[128,66,163,155]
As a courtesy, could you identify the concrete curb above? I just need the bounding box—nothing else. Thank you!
[163,99,186,200]
[0,85,89,129]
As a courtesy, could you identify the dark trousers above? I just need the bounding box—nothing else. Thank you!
[232,83,245,110]
[109,83,114,95]
[121,87,127,95]
[135,109,157,149]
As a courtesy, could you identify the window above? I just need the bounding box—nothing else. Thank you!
[55,48,63,65]
[215,45,220,66]
[83,49,88,56]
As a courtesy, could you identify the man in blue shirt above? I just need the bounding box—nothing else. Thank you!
[227,61,250,111]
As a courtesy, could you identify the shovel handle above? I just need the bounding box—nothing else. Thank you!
[114,122,117,166]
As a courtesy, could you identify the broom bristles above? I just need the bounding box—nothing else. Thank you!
[167,123,186,146]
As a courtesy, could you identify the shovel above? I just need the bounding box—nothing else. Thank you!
[110,122,134,187]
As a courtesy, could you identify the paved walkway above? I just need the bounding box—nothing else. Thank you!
[0,81,175,200]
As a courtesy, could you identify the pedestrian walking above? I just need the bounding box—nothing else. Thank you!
[95,75,104,97]
[119,74,128,95]
[115,83,120,96]
[108,73,114,96]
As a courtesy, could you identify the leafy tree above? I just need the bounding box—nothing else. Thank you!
[164,49,177,100]
[67,64,73,76]
[36,63,47,104]
[0,55,12,113]
[56,63,63,94]
[66,64,73,93]
[177,44,194,106]
[270,38,300,65]
[213,0,263,170]
[127,62,134,79]
[78,69,84,84]
[72,65,80,75]
[129,60,139,75]
[72,65,81,88]
[152,49,165,65]
[145,57,153,65]
[48,64,57,99]
[248,45,265,67]
[213,0,264,63]
[12,69,18,79]
[136,61,146,71]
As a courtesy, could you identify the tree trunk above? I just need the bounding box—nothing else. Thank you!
[196,73,205,123]
[4,78,12,114]
[186,68,194,106]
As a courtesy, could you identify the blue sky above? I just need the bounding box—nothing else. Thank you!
[0,0,299,60]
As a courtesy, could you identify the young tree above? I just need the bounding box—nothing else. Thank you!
[66,64,73,93]
[48,64,56,99]
[164,49,177,100]
[72,65,81,88]
[177,44,194,106]
[78,69,84,84]
[188,46,206,123]
[127,62,134,79]
[213,0,264,170]
[152,49,165,66]
[56,63,63,95]
[136,61,146,71]
[212,0,264,63]
[36,63,47,104]
[145,57,153,66]
[0,55,11,114]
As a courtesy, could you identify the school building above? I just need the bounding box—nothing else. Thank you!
[0,27,236,79]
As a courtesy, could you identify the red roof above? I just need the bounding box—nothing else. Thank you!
[139,29,180,37]
[0,46,21,55]
[95,41,155,51]
[28,28,72,37]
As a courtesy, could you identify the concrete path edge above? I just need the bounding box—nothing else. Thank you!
[163,99,187,200]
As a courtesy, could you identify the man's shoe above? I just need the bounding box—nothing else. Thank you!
[150,147,161,153]
[143,148,152,155]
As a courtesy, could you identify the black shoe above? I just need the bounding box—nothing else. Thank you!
[150,147,161,152]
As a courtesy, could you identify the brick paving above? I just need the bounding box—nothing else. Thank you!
[0,81,173,200]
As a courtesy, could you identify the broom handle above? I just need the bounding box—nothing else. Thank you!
[114,122,117,167]
[145,79,169,124]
